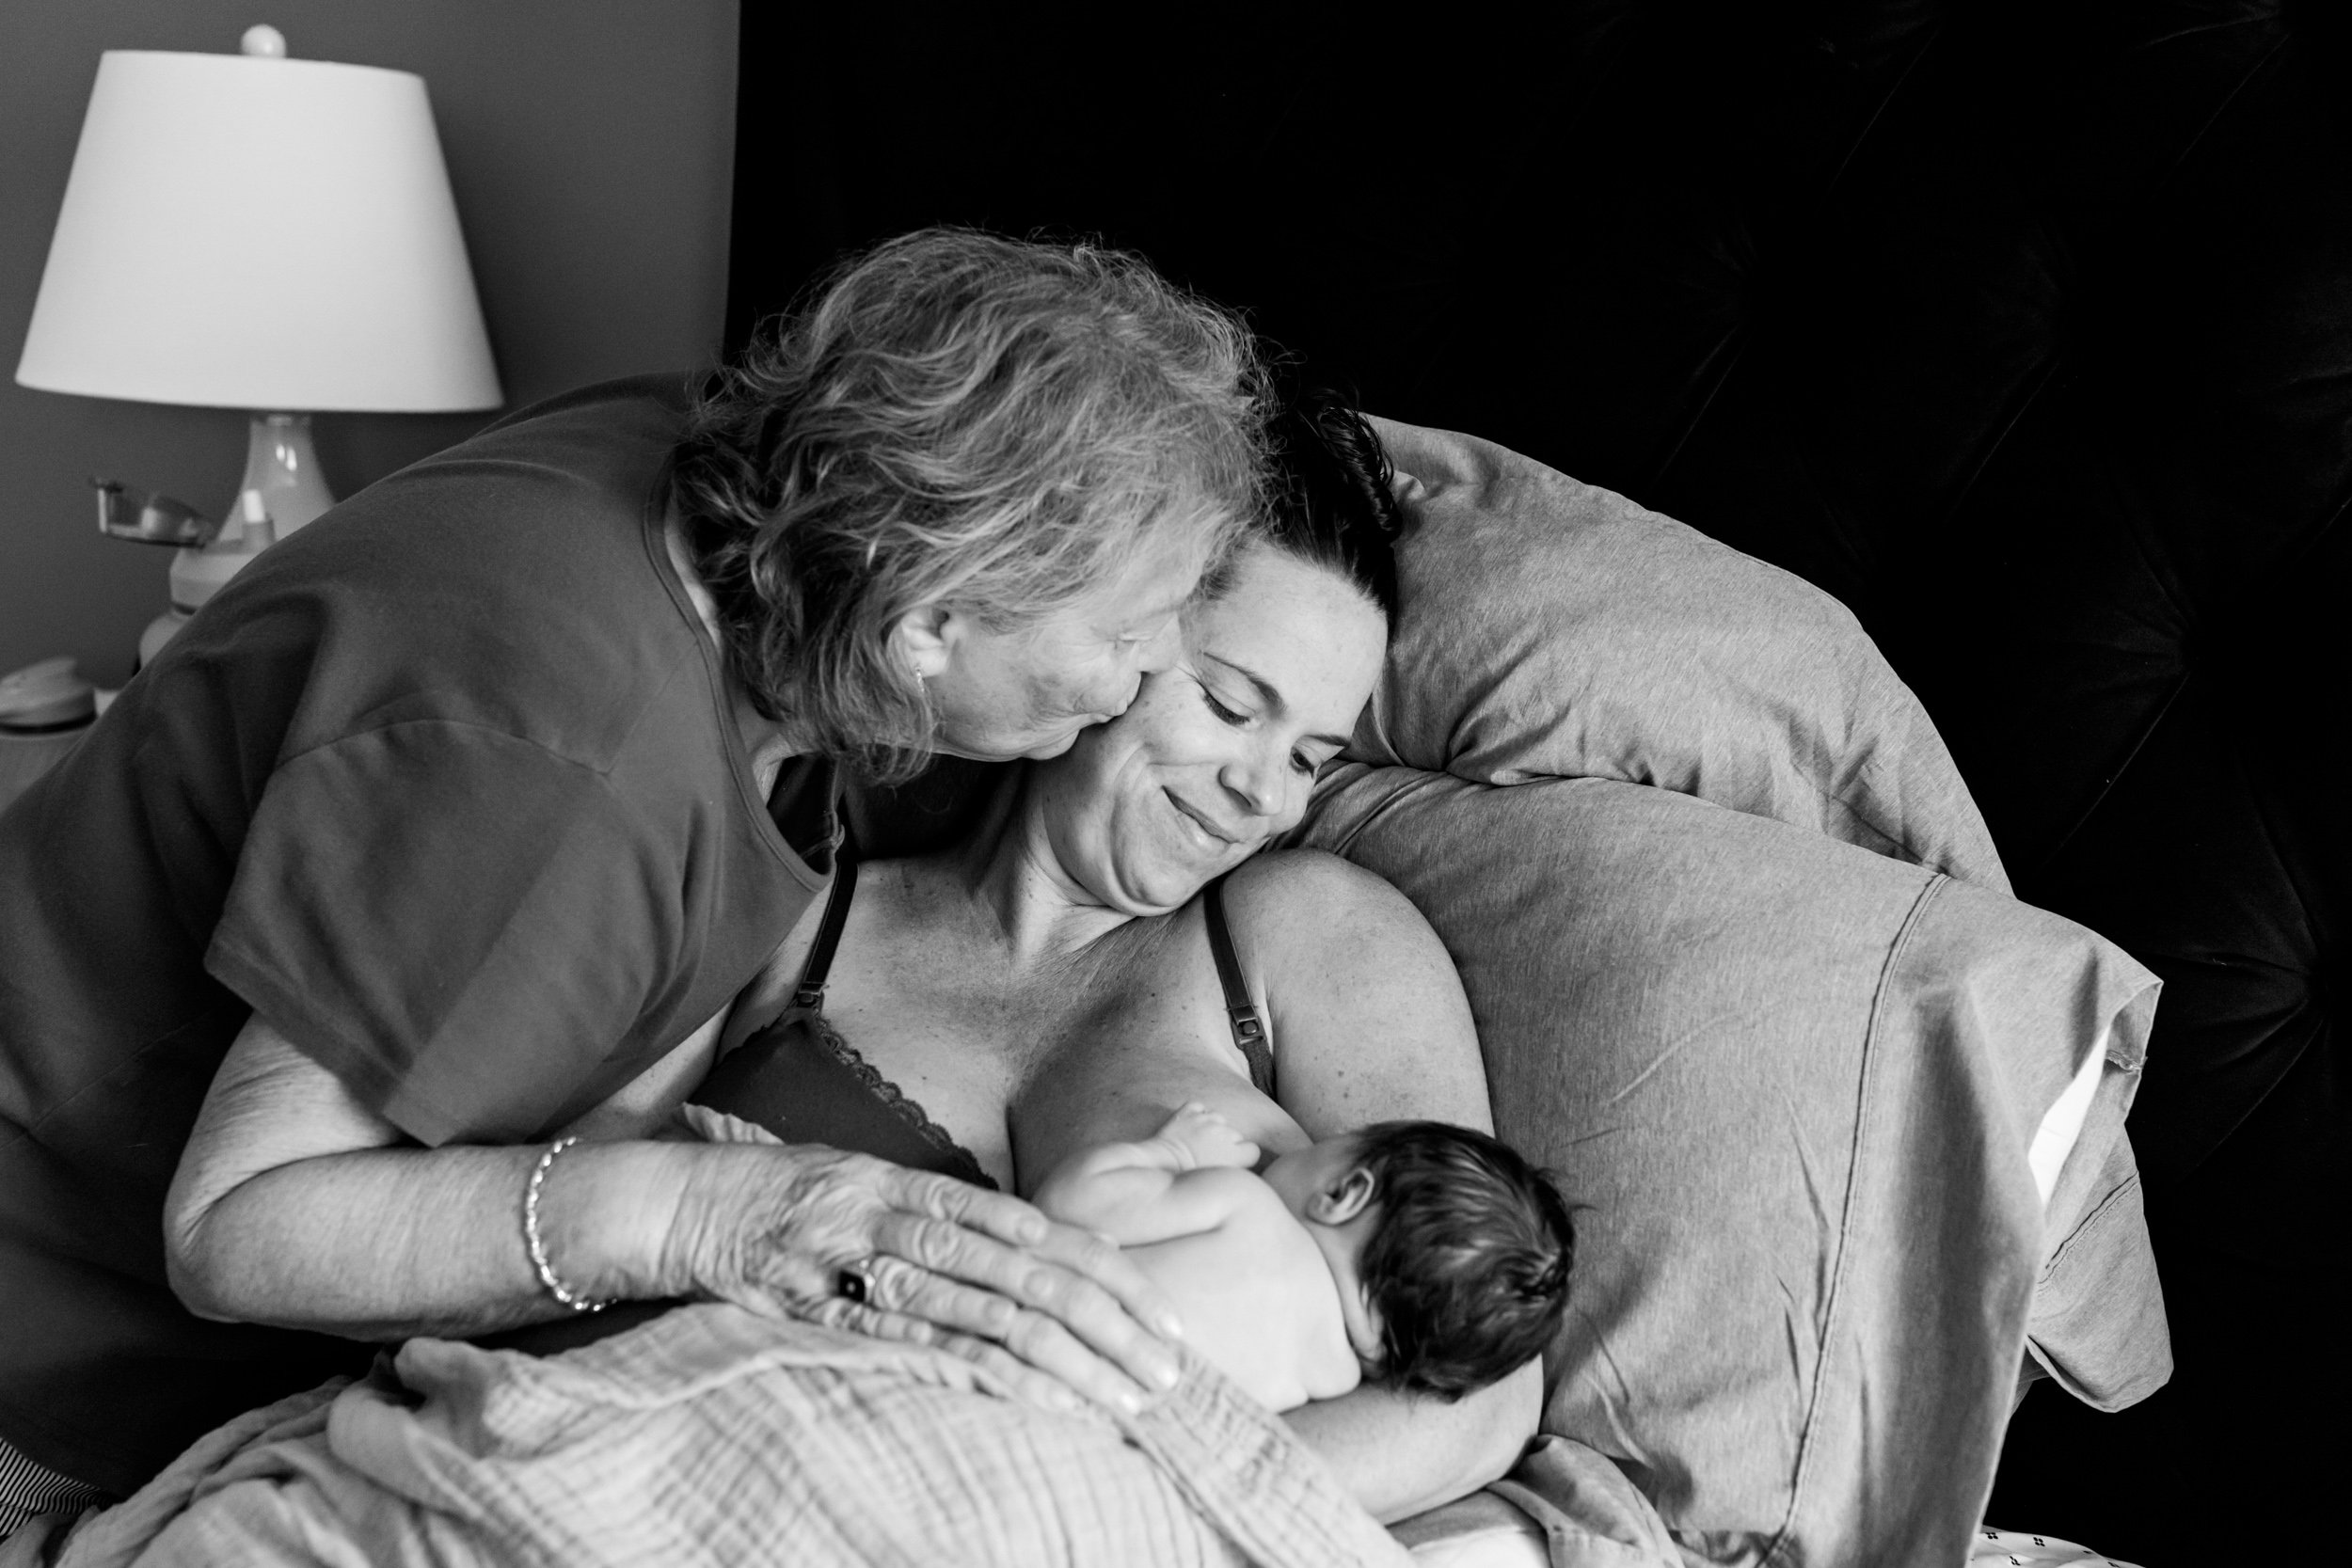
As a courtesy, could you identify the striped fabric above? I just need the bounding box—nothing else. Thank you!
[0,1431,104,1540]
[36,1305,1406,1568]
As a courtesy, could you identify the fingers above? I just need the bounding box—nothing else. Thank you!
[860,1253,1174,1418]
[867,1210,1181,1410]
[1001,1221,1187,1400]
[688,1148,1186,1415]
[928,1329,1097,1418]
[799,1297,1089,1418]
[988,1295,1169,1416]
[864,1253,1018,1340]
[887,1165,1051,1249]
[869,1176,1187,1410]
[884,1169,1184,1335]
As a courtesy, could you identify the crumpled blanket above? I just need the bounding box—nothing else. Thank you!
[26,1303,1408,1568]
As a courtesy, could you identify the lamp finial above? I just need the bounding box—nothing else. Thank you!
[240,25,287,59]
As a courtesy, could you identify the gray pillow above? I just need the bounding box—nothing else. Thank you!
[1353,417,2007,891]
[1301,769,2159,1566]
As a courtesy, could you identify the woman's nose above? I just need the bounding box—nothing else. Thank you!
[1219,745,1295,820]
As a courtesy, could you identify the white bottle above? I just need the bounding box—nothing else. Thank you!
[137,491,278,668]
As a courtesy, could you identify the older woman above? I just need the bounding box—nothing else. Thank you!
[0,229,1258,1525]
[525,393,1538,1521]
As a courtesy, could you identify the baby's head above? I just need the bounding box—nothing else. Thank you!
[1263,1120,1575,1400]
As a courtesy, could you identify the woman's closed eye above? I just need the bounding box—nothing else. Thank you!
[1198,683,1251,728]
[1199,681,1327,776]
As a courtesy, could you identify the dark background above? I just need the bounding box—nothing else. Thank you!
[727,2,2346,1559]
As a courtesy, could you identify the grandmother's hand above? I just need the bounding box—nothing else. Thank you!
[662,1143,1185,1416]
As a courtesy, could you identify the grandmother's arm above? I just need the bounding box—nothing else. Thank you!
[163,1014,698,1339]
[164,904,818,1333]
[1224,848,1540,1521]
[161,1015,1186,1416]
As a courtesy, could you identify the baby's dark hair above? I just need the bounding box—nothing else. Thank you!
[1350,1120,1575,1400]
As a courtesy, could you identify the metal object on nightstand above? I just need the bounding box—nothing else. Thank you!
[91,478,221,547]
[89,480,288,666]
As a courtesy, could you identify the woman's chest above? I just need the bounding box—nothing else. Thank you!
[818,925,1246,1191]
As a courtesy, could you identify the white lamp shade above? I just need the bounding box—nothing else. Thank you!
[17,48,502,412]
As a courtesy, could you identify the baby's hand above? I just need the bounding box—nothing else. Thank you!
[1152,1101,1260,1171]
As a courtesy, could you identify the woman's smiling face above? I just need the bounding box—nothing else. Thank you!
[1034,543,1389,914]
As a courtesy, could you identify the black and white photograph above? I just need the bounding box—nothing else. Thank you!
[2,5,2343,1565]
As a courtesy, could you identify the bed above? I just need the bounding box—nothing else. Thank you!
[1,413,2162,1568]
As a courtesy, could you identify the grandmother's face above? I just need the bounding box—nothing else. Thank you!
[916,531,1207,763]
[1036,545,1389,914]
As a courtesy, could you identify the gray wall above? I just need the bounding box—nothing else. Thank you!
[1,1,738,686]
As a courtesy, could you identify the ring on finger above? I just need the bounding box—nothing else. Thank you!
[835,1255,883,1306]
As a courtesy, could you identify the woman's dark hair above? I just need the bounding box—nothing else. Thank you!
[1350,1120,1576,1400]
[1243,381,1404,619]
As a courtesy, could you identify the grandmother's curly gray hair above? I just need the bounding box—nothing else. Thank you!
[673,228,1264,783]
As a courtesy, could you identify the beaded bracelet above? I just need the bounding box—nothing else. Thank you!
[523,1135,613,1314]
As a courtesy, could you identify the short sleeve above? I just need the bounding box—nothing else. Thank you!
[207,721,680,1146]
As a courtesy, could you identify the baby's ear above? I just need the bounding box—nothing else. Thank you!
[1307,1165,1377,1225]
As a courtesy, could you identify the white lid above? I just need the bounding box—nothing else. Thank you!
[0,657,97,730]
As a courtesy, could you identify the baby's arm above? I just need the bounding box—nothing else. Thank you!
[1034,1103,1263,1245]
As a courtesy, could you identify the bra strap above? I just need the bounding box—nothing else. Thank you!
[790,839,860,1009]
[1202,875,1276,1099]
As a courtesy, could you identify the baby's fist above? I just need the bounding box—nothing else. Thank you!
[1155,1101,1260,1170]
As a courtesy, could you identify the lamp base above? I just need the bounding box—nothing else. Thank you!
[161,412,336,622]
[230,411,336,535]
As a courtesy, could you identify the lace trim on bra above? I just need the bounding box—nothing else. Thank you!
[800,1007,998,1191]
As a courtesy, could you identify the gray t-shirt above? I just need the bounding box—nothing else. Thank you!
[0,375,834,1493]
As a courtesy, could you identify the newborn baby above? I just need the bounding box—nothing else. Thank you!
[1032,1103,1574,1413]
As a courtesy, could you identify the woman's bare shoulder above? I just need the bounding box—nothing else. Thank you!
[1218,847,1439,954]
[1222,845,1406,904]
[1213,848,1487,1135]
